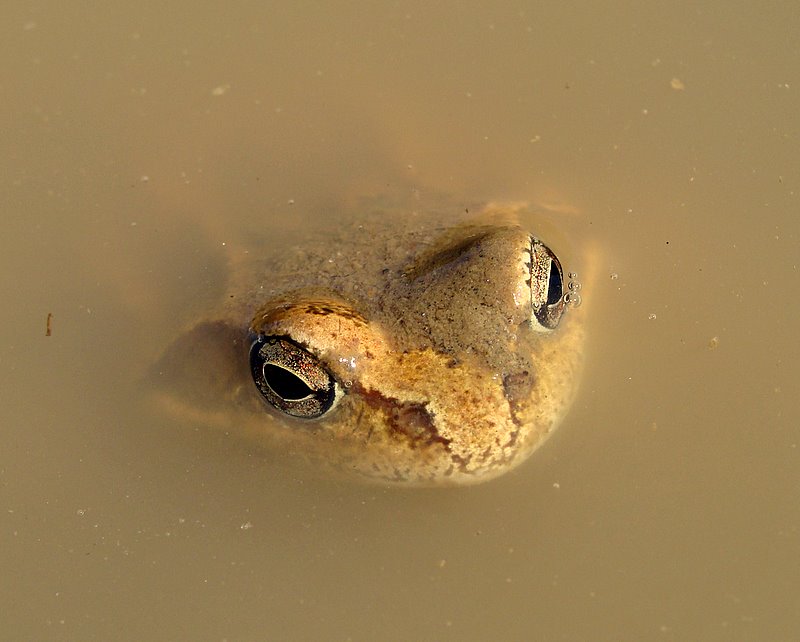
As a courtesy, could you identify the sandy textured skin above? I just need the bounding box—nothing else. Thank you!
[150,203,588,485]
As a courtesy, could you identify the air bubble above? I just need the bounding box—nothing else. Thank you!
[565,272,582,307]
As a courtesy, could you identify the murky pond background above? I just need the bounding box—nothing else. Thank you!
[2,2,799,640]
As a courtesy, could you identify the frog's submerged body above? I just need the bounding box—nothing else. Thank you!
[151,203,587,485]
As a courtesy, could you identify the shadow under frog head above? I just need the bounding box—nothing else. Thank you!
[149,204,589,485]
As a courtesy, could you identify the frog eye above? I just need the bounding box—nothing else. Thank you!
[527,237,567,332]
[249,336,340,419]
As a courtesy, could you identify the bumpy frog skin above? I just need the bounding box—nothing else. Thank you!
[150,203,587,485]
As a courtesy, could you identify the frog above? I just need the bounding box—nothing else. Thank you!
[148,199,588,485]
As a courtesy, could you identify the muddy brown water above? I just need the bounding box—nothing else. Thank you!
[2,2,799,640]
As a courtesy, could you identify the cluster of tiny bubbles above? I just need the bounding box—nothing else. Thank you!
[564,272,582,308]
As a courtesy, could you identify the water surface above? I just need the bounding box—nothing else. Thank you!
[2,2,799,640]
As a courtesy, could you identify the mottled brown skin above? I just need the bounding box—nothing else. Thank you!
[150,203,588,485]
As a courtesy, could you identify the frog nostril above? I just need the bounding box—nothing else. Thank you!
[249,336,340,419]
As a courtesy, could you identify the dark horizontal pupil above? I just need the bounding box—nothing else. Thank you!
[263,364,314,400]
[546,261,563,306]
